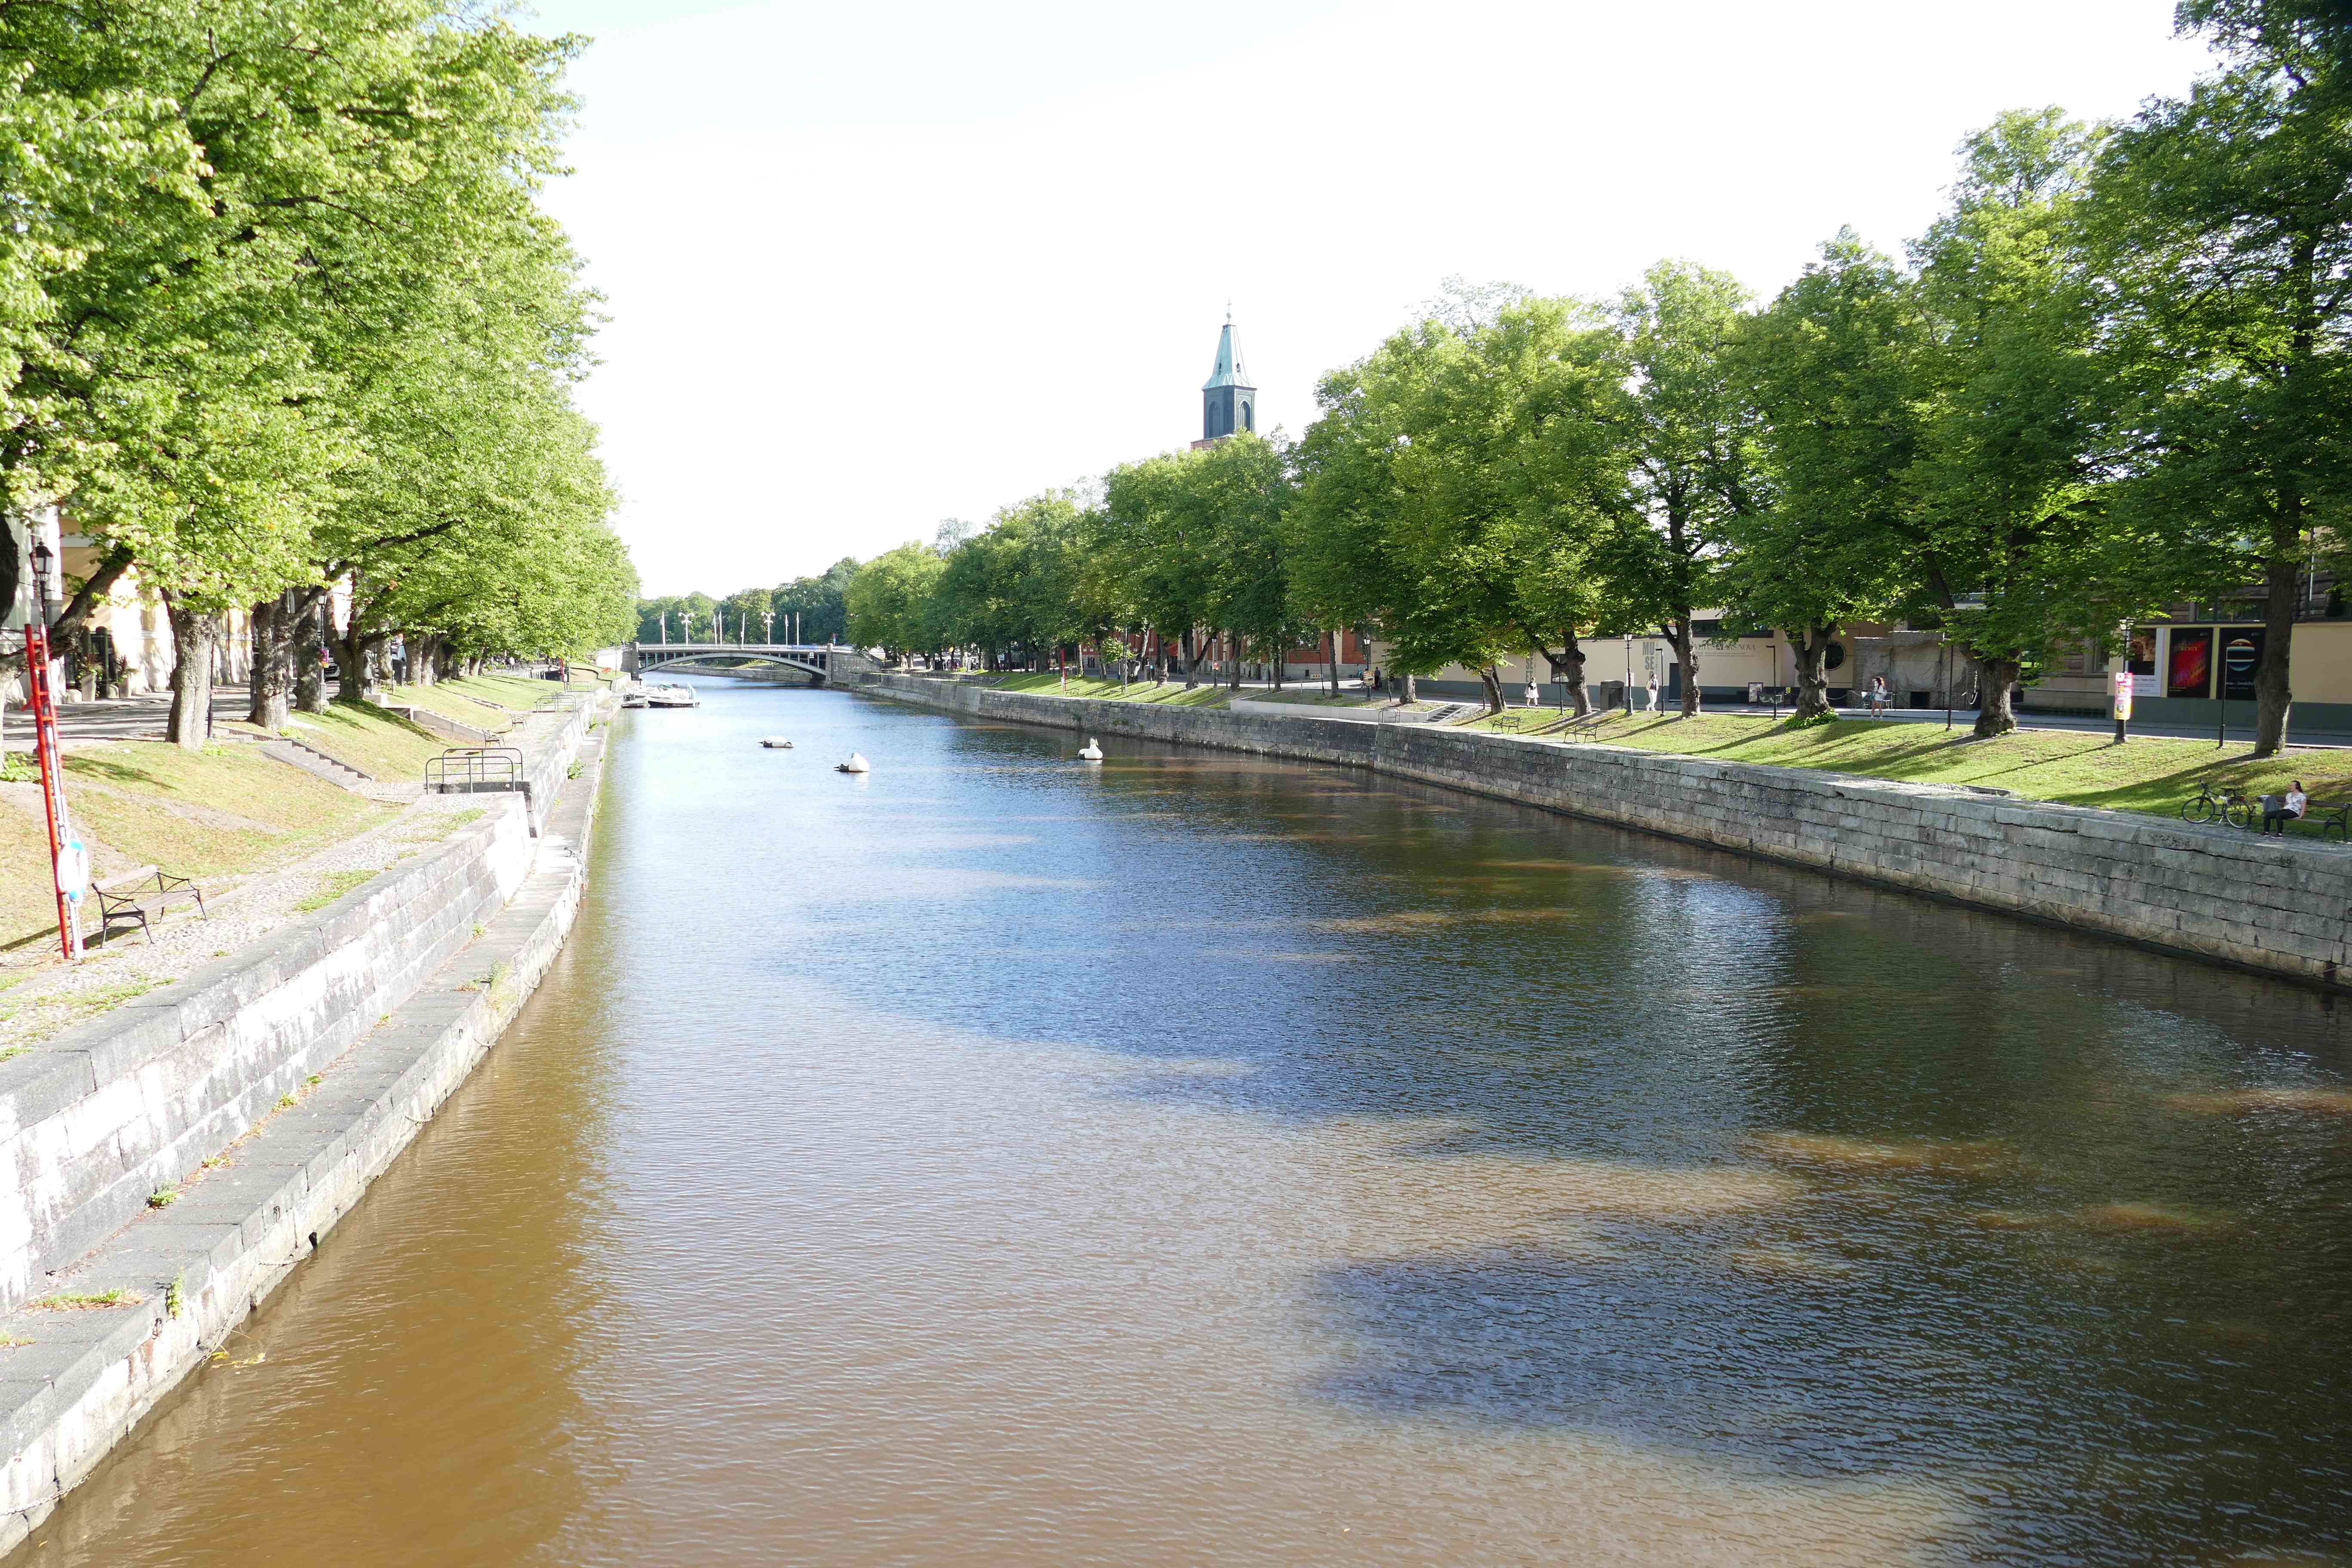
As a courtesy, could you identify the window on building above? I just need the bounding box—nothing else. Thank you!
[1241,398,1253,432]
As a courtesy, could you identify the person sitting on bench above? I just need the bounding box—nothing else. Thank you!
[2262,780,2308,835]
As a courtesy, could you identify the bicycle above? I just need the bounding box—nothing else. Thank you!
[2181,783,2254,829]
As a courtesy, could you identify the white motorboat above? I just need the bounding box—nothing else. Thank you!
[760,736,793,749]
[1078,738,1103,761]
[836,752,870,774]
[644,683,700,709]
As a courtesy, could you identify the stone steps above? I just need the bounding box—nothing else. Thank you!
[262,736,374,791]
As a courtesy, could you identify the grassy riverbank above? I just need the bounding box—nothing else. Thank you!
[935,673,2352,832]
[989,674,1232,707]
[218,701,446,781]
[1490,710,2352,828]
[0,740,396,947]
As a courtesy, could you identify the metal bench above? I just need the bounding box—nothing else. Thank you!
[2288,797,2349,841]
[94,865,207,946]
[2305,799,2351,839]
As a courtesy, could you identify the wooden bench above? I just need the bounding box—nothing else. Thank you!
[93,865,207,946]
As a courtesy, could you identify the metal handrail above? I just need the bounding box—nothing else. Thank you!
[424,747,524,792]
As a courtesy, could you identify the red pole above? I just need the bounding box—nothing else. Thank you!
[24,614,77,961]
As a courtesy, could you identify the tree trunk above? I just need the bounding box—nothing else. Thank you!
[164,596,217,750]
[245,594,294,731]
[2253,528,2298,757]
[1326,631,1340,697]
[1669,616,1700,717]
[1403,672,1417,704]
[1972,654,2021,738]
[292,595,327,713]
[1789,623,1836,721]
[1478,665,1505,715]
[1544,633,1591,716]
[1181,629,1197,688]
[332,619,371,704]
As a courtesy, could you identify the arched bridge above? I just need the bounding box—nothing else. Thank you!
[626,643,869,685]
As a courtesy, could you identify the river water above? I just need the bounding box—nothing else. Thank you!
[11,681,2352,1565]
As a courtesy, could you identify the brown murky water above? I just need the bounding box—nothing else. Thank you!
[13,684,2352,1565]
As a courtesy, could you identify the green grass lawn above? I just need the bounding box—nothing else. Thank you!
[1237,688,1385,707]
[242,702,447,782]
[450,672,565,708]
[992,674,1233,707]
[2,740,396,948]
[1490,709,2352,829]
[382,680,523,735]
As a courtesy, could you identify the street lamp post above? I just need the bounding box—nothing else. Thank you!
[763,610,774,644]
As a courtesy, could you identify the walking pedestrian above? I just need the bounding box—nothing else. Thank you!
[1644,673,1660,714]
[1867,676,1889,718]
[1523,678,1539,708]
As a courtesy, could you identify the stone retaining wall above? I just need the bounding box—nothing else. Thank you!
[859,672,2352,989]
[0,690,616,1550]
[0,689,606,1317]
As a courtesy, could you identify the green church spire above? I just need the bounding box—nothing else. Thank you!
[1200,313,1256,441]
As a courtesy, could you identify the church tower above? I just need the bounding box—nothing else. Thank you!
[1197,314,1255,447]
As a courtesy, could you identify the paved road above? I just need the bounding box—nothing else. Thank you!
[9,686,256,745]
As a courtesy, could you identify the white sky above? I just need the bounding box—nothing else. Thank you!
[523,0,2212,597]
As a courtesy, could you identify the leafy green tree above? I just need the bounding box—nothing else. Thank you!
[1187,435,1307,689]
[775,558,857,644]
[0,0,597,741]
[1297,300,1641,712]
[1099,454,1217,680]
[1732,233,1924,719]
[845,543,944,661]
[719,587,772,644]
[1901,111,2158,737]
[1616,261,1763,717]
[1492,302,1644,714]
[2088,0,2352,753]
[1295,320,1528,710]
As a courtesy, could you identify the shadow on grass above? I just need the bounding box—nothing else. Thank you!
[308,699,441,744]
[64,755,175,791]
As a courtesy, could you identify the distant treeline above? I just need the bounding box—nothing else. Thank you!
[636,559,858,647]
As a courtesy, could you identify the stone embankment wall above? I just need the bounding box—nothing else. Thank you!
[0,687,617,1550]
[859,672,2352,989]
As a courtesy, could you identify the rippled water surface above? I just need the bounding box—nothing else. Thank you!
[14,681,2352,1565]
